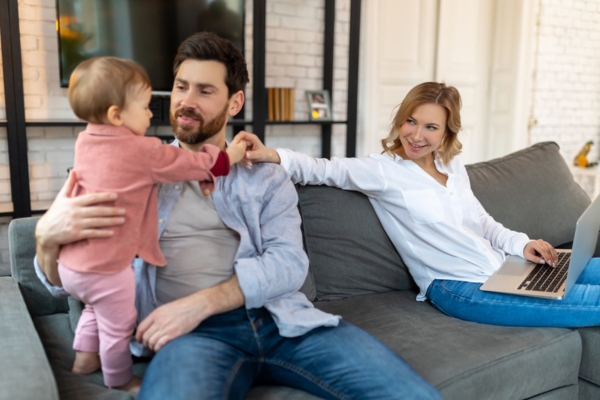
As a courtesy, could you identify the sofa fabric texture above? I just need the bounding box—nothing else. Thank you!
[3,141,599,399]
[8,216,68,317]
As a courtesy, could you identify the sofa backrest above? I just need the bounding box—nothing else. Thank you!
[8,142,593,309]
[297,141,595,302]
[8,217,69,317]
[296,184,417,302]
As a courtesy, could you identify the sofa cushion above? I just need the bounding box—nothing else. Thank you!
[578,378,600,400]
[466,141,591,247]
[9,217,69,317]
[34,312,321,399]
[315,290,581,400]
[577,326,600,387]
[34,313,146,400]
[0,277,59,400]
[296,184,416,301]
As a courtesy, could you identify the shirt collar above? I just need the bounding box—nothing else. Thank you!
[85,123,137,137]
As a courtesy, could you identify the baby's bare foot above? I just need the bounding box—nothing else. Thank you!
[113,376,142,393]
[72,351,101,375]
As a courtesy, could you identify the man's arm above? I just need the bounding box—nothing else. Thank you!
[35,171,125,286]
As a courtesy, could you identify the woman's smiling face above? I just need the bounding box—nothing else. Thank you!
[396,103,448,165]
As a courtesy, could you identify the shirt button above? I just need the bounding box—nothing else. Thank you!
[174,185,180,190]
[204,189,211,196]
[158,219,163,224]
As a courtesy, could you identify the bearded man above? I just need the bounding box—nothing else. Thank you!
[33,32,442,400]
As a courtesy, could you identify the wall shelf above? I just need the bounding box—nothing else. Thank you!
[23,119,253,127]
[265,120,348,125]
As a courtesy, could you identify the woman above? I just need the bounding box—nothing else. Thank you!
[242,81,600,328]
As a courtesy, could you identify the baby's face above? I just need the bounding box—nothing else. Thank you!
[120,85,153,136]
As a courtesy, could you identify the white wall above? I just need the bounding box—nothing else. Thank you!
[529,0,600,165]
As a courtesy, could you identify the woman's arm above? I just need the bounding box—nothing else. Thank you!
[240,131,386,195]
[35,171,126,286]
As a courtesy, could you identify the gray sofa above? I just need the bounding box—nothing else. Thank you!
[2,141,600,399]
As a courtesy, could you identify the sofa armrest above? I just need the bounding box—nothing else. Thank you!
[0,276,59,400]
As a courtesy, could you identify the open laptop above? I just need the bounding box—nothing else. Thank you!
[480,194,600,300]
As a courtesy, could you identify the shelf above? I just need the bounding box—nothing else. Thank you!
[265,120,347,125]
[19,119,343,128]
[0,120,6,127]
[26,120,86,127]
[23,119,253,127]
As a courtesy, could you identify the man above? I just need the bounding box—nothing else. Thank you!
[35,32,442,399]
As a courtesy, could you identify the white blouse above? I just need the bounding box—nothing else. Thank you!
[278,149,531,301]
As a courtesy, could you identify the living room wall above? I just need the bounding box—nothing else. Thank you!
[0,0,351,275]
[6,0,349,204]
[529,0,600,163]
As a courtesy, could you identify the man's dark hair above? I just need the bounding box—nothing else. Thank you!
[173,32,249,97]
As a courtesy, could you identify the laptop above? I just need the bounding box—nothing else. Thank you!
[480,194,600,300]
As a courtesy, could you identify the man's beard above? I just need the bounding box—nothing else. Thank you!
[170,103,229,145]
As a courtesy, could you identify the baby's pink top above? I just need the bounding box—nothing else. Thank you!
[58,124,227,274]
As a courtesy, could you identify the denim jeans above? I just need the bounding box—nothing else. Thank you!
[138,307,442,400]
[427,258,600,327]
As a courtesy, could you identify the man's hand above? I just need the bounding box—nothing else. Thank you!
[523,239,558,267]
[136,275,245,352]
[35,171,125,286]
[236,131,281,164]
[135,292,208,352]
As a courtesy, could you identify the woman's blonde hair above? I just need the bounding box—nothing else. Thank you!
[68,56,151,124]
[381,82,463,164]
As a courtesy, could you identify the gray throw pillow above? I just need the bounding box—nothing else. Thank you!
[466,141,591,247]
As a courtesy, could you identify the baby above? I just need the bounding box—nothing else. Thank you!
[57,56,246,392]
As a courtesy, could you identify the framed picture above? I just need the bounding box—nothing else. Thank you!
[306,90,332,121]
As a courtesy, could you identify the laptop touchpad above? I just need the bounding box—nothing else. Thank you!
[496,257,532,276]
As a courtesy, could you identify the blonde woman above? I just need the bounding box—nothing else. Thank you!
[241,82,600,328]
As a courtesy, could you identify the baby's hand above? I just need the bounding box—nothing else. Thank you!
[226,136,247,165]
[235,131,281,164]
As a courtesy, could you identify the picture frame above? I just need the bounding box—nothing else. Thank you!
[305,90,332,121]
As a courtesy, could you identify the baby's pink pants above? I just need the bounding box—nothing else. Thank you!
[58,264,136,388]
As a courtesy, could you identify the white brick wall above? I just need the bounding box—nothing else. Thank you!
[255,0,350,157]
[529,0,600,171]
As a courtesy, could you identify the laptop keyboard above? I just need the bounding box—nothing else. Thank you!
[517,252,570,293]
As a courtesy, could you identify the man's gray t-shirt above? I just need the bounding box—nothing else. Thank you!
[156,180,240,305]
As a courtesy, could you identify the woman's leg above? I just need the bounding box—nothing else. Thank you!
[427,258,600,327]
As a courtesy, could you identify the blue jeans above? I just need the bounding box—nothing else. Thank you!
[138,307,441,400]
[427,257,600,327]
